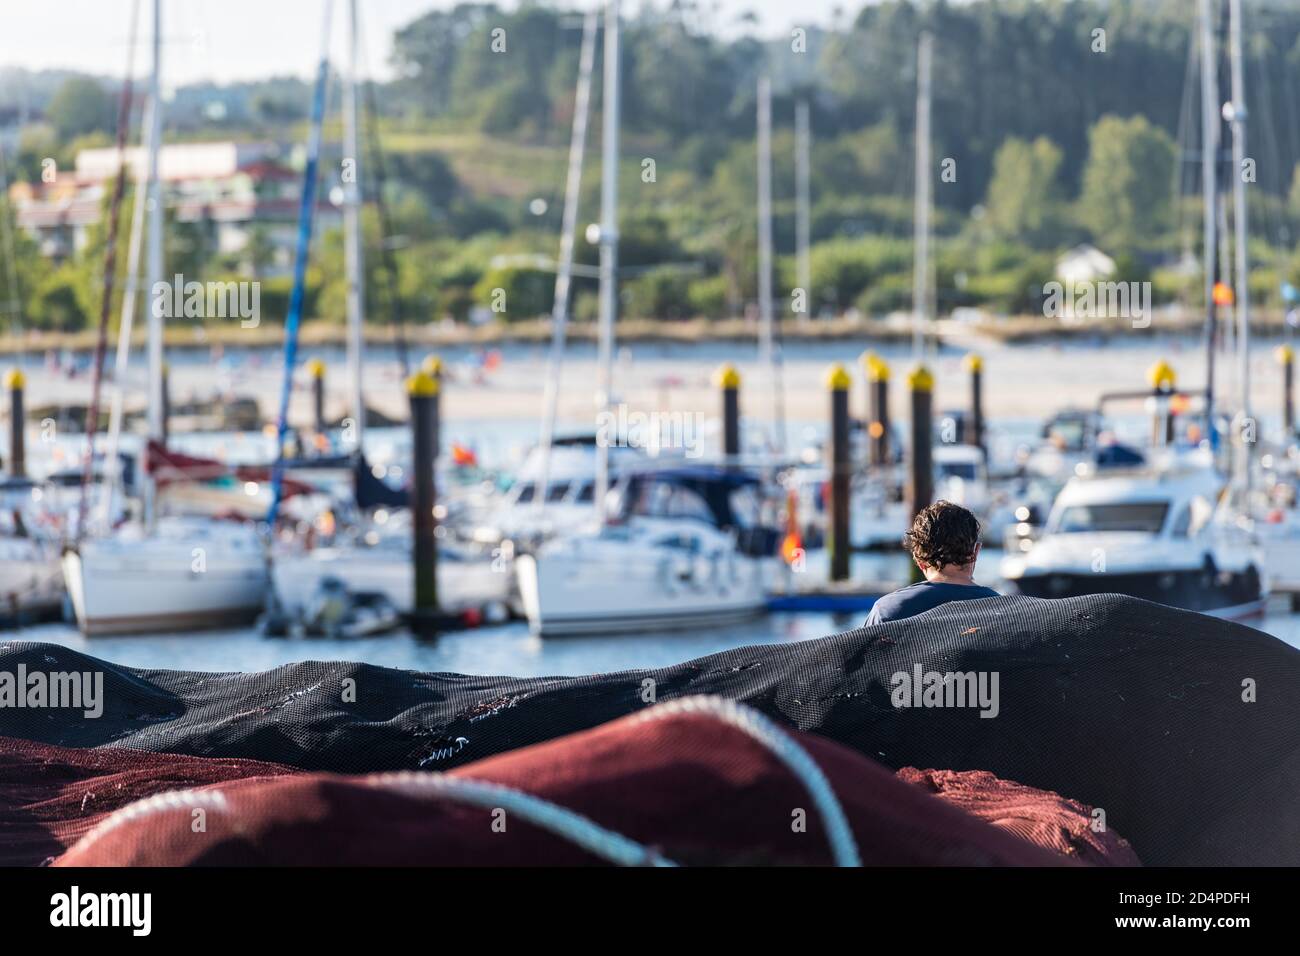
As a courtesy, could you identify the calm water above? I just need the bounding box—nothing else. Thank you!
[13,548,1300,676]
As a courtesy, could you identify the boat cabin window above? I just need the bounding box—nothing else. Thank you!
[573,482,594,503]
[1054,501,1169,534]
[632,481,716,525]
[545,482,570,503]
[1170,505,1192,537]
[512,482,536,504]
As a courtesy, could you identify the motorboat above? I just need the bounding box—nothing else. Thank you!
[1000,450,1266,620]
[469,437,645,550]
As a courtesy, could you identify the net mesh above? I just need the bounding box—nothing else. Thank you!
[50,707,1071,867]
[3,592,1297,865]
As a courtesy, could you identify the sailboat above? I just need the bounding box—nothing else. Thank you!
[516,2,781,636]
[62,0,270,635]
[517,466,778,635]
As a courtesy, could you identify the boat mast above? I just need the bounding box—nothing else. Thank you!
[77,0,141,540]
[911,31,932,365]
[795,98,812,325]
[102,96,154,527]
[265,0,334,524]
[343,0,366,453]
[536,9,599,512]
[143,0,163,530]
[757,75,782,453]
[594,0,620,523]
[0,144,21,346]
[1227,0,1251,495]
[1198,0,1219,448]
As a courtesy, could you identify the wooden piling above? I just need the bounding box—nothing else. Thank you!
[5,369,24,479]
[1278,345,1294,436]
[307,358,326,434]
[422,355,443,460]
[862,352,890,468]
[907,365,934,582]
[408,370,439,636]
[826,363,852,582]
[1148,360,1176,446]
[714,363,741,462]
[964,352,985,458]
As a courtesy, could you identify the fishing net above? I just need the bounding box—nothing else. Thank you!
[51,703,1068,867]
[2,592,1297,864]
[896,767,1140,866]
[0,736,295,866]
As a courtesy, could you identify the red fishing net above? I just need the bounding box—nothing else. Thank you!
[49,705,1119,867]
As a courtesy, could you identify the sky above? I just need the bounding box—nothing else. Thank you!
[0,0,853,87]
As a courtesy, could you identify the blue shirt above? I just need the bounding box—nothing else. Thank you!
[864,581,1000,626]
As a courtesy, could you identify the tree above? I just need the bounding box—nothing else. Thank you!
[1077,115,1176,251]
[984,136,1064,243]
[46,77,113,141]
[389,3,499,118]
[30,265,90,331]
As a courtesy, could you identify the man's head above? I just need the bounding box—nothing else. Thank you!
[904,500,982,578]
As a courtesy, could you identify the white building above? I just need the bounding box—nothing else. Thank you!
[1055,244,1116,285]
[10,140,339,274]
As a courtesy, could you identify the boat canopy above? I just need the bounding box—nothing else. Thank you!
[615,466,774,541]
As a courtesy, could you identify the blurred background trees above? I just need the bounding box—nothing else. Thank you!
[6,0,1300,331]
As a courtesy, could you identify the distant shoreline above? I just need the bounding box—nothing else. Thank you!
[0,310,1290,357]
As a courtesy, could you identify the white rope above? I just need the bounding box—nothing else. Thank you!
[59,698,857,868]
[365,772,676,867]
[628,696,862,867]
[65,789,230,857]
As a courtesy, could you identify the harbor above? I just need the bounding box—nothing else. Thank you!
[1,0,1299,928]
[6,335,1300,669]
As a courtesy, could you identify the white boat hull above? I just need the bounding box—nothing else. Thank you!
[516,539,770,637]
[62,523,270,635]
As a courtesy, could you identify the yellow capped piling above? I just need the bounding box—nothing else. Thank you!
[715,363,741,461]
[5,368,24,478]
[907,365,934,582]
[826,363,852,582]
[408,370,440,634]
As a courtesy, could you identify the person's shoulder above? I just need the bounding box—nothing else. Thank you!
[866,582,929,619]
[888,581,934,598]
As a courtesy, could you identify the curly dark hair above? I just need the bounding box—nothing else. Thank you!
[904,500,981,570]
